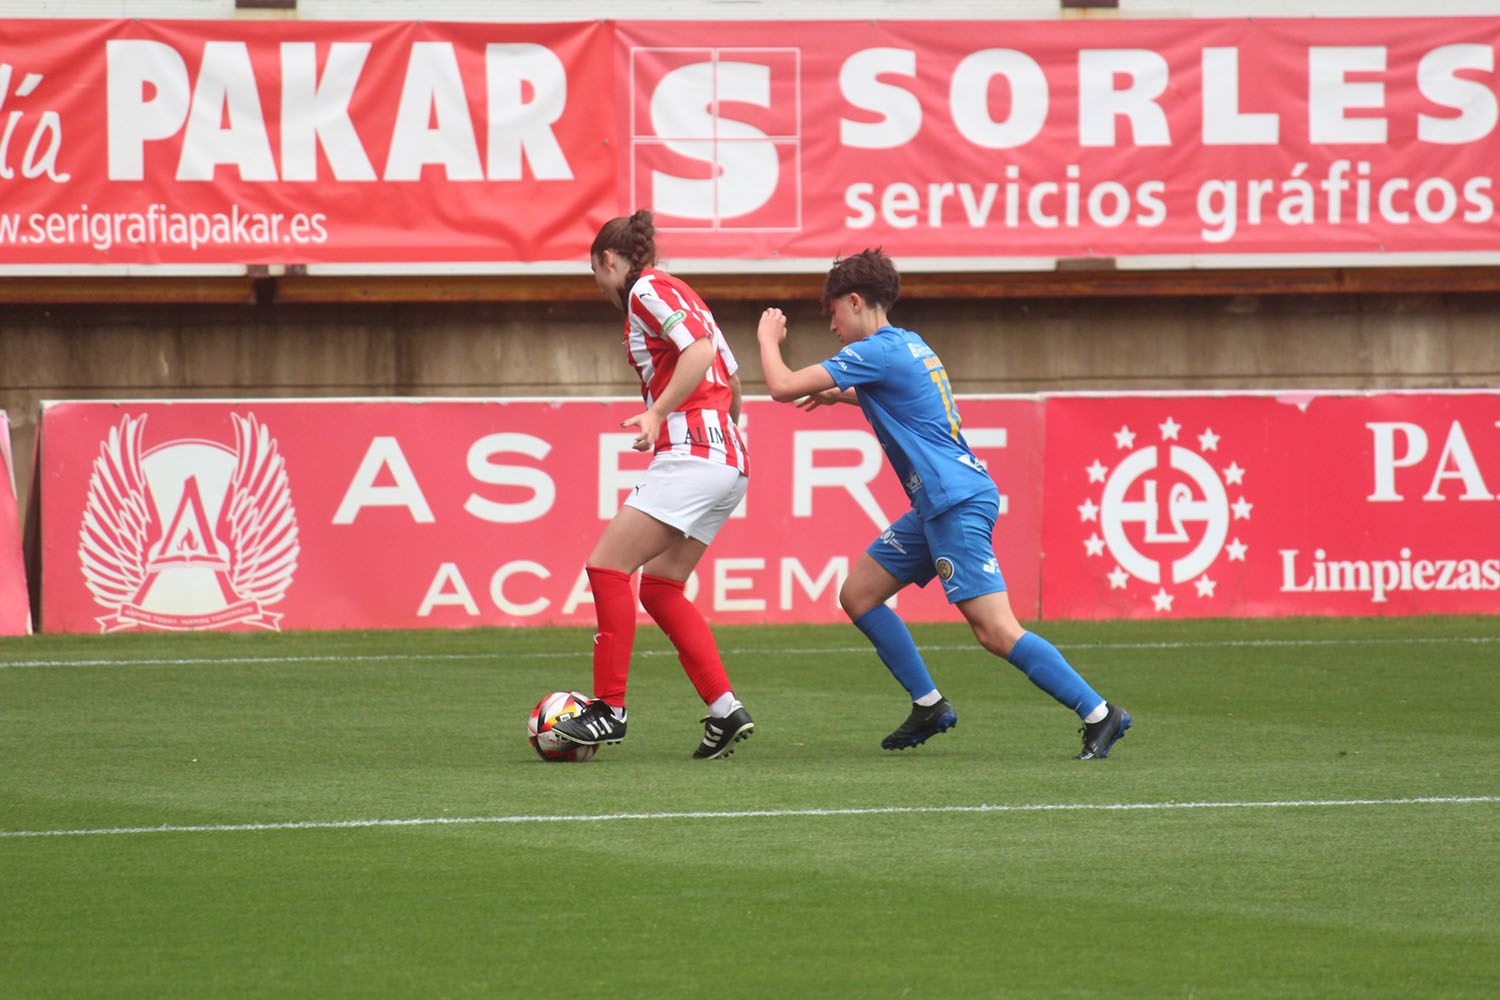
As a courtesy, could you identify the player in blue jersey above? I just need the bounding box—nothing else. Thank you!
[756,248,1130,759]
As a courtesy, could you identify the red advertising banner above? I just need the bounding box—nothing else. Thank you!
[619,18,1500,260]
[36,397,1042,633]
[0,410,32,635]
[1041,391,1500,619]
[0,19,614,265]
[3,17,1500,267]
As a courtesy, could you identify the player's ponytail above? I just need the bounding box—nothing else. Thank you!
[591,210,658,294]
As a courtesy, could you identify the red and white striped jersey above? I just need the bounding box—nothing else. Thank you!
[623,268,749,474]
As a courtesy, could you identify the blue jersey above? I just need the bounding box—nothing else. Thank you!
[820,325,995,519]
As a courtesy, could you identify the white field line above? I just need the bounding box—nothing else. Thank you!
[2,634,1498,670]
[1,795,1494,841]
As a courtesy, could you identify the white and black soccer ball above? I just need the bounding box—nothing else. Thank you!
[527,691,599,762]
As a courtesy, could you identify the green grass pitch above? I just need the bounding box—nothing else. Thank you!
[2,616,1498,997]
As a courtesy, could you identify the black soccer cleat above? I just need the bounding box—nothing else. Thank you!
[551,699,627,746]
[693,706,754,759]
[881,698,958,750]
[1076,703,1131,760]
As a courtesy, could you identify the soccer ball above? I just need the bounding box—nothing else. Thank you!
[528,691,599,762]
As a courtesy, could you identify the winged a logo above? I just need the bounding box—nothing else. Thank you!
[79,413,299,632]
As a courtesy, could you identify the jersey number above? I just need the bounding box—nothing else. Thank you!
[929,369,961,440]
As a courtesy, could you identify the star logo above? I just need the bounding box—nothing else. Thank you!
[1079,418,1253,614]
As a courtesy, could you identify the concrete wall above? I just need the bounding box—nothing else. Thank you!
[5,290,1499,518]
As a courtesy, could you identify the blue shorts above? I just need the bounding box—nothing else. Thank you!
[866,493,1007,604]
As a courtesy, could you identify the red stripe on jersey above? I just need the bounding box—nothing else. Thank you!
[629,293,663,335]
[723,418,744,473]
[653,282,712,343]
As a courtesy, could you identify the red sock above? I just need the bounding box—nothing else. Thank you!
[639,573,732,706]
[586,566,636,708]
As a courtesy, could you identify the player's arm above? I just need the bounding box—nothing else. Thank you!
[622,336,714,451]
[728,372,743,424]
[797,387,858,411]
[757,308,838,403]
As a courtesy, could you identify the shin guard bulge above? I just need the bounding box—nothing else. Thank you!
[586,565,637,707]
[639,573,732,705]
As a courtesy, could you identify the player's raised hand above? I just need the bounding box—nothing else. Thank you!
[757,307,788,345]
[622,410,660,451]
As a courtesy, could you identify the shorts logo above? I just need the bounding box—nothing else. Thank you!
[879,528,907,556]
[79,413,299,632]
[1078,417,1252,614]
[935,557,955,582]
[629,46,801,231]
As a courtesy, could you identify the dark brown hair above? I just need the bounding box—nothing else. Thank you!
[821,248,900,312]
[591,210,657,293]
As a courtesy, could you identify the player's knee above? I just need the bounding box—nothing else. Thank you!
[971,619,1020,658]
[638,573,684,617]
[838,581,873,621]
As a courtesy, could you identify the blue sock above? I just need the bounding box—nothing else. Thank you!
[1006,632,1104,719]
[852,605,938,701]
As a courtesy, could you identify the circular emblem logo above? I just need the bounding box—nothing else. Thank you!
[1077,417,1252,613]
[934,557,955,582]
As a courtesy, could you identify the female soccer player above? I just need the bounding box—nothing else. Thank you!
[551,210,754,759]
[755,248,1130,759]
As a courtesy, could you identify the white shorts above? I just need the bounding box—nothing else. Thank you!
[625,453,748,545]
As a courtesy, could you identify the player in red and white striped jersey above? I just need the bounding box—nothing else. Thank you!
[550,210,754,760]
[624,268,749,473]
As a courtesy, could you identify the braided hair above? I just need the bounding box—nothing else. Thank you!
[591,209,657,296]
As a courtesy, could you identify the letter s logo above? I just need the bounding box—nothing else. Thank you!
[632,48,799,230]
[651,61,777,220]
